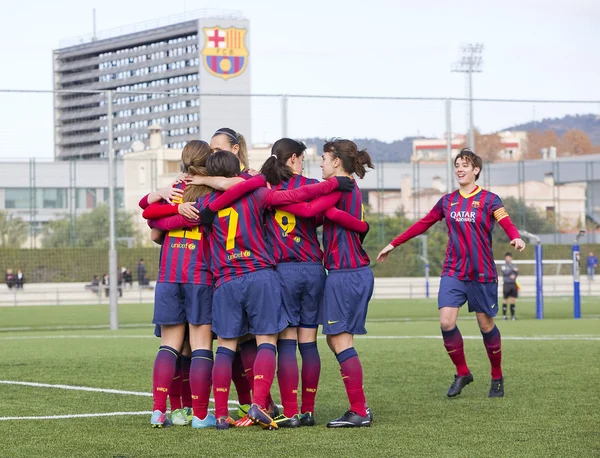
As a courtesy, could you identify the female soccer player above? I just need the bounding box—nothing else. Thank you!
[257,138,368,428]
[377,148,526,398]
[210,127,250,171]
[149,151,356,430]
[139,140,216,428]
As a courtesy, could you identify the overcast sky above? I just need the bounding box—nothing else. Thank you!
[0,0,599,159]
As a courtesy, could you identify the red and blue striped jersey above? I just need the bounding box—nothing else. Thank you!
[157,183,212,285]
[195,190,275,287]
[432,186,507,282]
[266,175,323,263]
[322,183,370,270]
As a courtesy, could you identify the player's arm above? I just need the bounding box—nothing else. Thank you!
[150,228,165,245]
[491,196,525,251]
[261,176,354,209]
[377,200,444,262]
[276,192,342,218]
[207,175,268,211]
[186,175,245,191]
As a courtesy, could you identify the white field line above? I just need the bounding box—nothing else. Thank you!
[0,407,238,421]
[0,334,599,342]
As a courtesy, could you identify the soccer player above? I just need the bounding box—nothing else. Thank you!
[501,252,519,320]
[149,151,355,430]
[210,127,250,172]
[139,140,216,428]
[309,139,375,428]
[377,148,526,398]
[223,138,368,428]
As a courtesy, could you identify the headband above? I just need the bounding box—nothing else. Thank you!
[214,130,239,144]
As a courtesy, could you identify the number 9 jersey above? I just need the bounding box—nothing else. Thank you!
[266,175,323,263]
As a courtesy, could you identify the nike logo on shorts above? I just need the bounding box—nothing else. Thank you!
[327,320,339,325]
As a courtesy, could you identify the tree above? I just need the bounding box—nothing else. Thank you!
[0,211,29,248]
[559,129,596,156]
[492,197,555,244]
[460,129,504,162]
[524,130,560,159]
[41,205,141,248]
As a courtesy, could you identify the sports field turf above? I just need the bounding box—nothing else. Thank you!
[0,297,598,457]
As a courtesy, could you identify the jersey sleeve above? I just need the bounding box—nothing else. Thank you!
[208,175,267,211]
[491,195,509,222]
[148,214,196,231]
[324,207,369,232]
[260,178,339,209]
[390,198,444,247]
[142,202,179,220]
[491,194,520,240]
[276,192,341,218]
[139,194,150,209]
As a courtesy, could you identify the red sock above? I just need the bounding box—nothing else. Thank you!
[231,351,252,405]
[337,348,367,417]
[190,350,213,420]
[277,339,299,417]
[441,326,470,377]
[253,343,276,410]
[482,326,503,379]
[239,339,258,393]
[152,346,179,413]
[212,347,234,419]
[299,341,320,414]
[180,355,192,408]
[168,357,182,411]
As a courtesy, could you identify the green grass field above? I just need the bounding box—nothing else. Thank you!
[0,297,599,457]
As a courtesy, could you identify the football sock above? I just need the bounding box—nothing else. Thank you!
[180,355,192,408]
[482,325,503,379]
[441,326,470,377]
[190,349,213,420]
[337,348,368,417]
[510,304,516,318]
[239,339,258,392]
[152,346,179,413]
[253,343,277,410]
[502,303,507,316]
[299,341,320,414]
[231,351,252,405]
[168,357,182,411]
[277,339,299,417]
[212,347,235,419]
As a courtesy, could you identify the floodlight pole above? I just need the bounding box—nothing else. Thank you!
[452,44,483,149]
[520,230,543,319]
[107,91,119,330]
[573,230,585,319]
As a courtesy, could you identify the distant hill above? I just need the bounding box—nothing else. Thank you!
[299,114,600,163]
[502,114,600,145]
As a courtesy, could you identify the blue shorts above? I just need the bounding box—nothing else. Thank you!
[276,262,326,328]
[152,282,213,326]
[212,269,288,339]
[321,266,374,336]
[438,276,499,317]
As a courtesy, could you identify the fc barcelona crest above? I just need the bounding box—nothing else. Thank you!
[472,201,480,208]
[202,27,248,80]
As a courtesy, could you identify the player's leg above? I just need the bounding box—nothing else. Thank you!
[322,268,372,428]
[502,285,509,320]
[213,337,238,429]
[438,277,472,397]
[151,282,186,427]
[185,283,216,428]
[179,339,192,416]
[509,287,518,320]
[470,282,504,398]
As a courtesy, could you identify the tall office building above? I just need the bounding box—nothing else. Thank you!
[53,10,251,160]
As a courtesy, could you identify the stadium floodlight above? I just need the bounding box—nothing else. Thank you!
[452,43,483,150]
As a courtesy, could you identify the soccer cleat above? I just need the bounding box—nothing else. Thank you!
[267,400,280,419]
[237,403,250,419]
[300,412,315,427]
[366,407,374,423]
[326,410,371,428]
[502,316,508,320]
[170,408,190,426]
[447,373,474,397]
[233,414,255,427]
[216,416,235,430]
[488,377,504,398]
[191,413,216,429]
[248,404,278,430]
[273,413,301,428]
[511,316,517,321]
[183,406,193,422]
[150,410,171,428]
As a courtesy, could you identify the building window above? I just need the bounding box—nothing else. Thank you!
[76,188,97,209]
[36,188,67,209]
[5,189,31,209]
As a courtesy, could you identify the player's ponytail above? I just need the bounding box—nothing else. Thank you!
[181,140,212,201]
[236,133,249,171]
[260,138,306,185]
[323,139,374,179]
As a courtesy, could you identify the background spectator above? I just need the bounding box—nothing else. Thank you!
[15,269,25,289]
[5,269,15,290]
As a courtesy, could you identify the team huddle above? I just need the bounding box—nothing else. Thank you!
[141,127,525,431]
